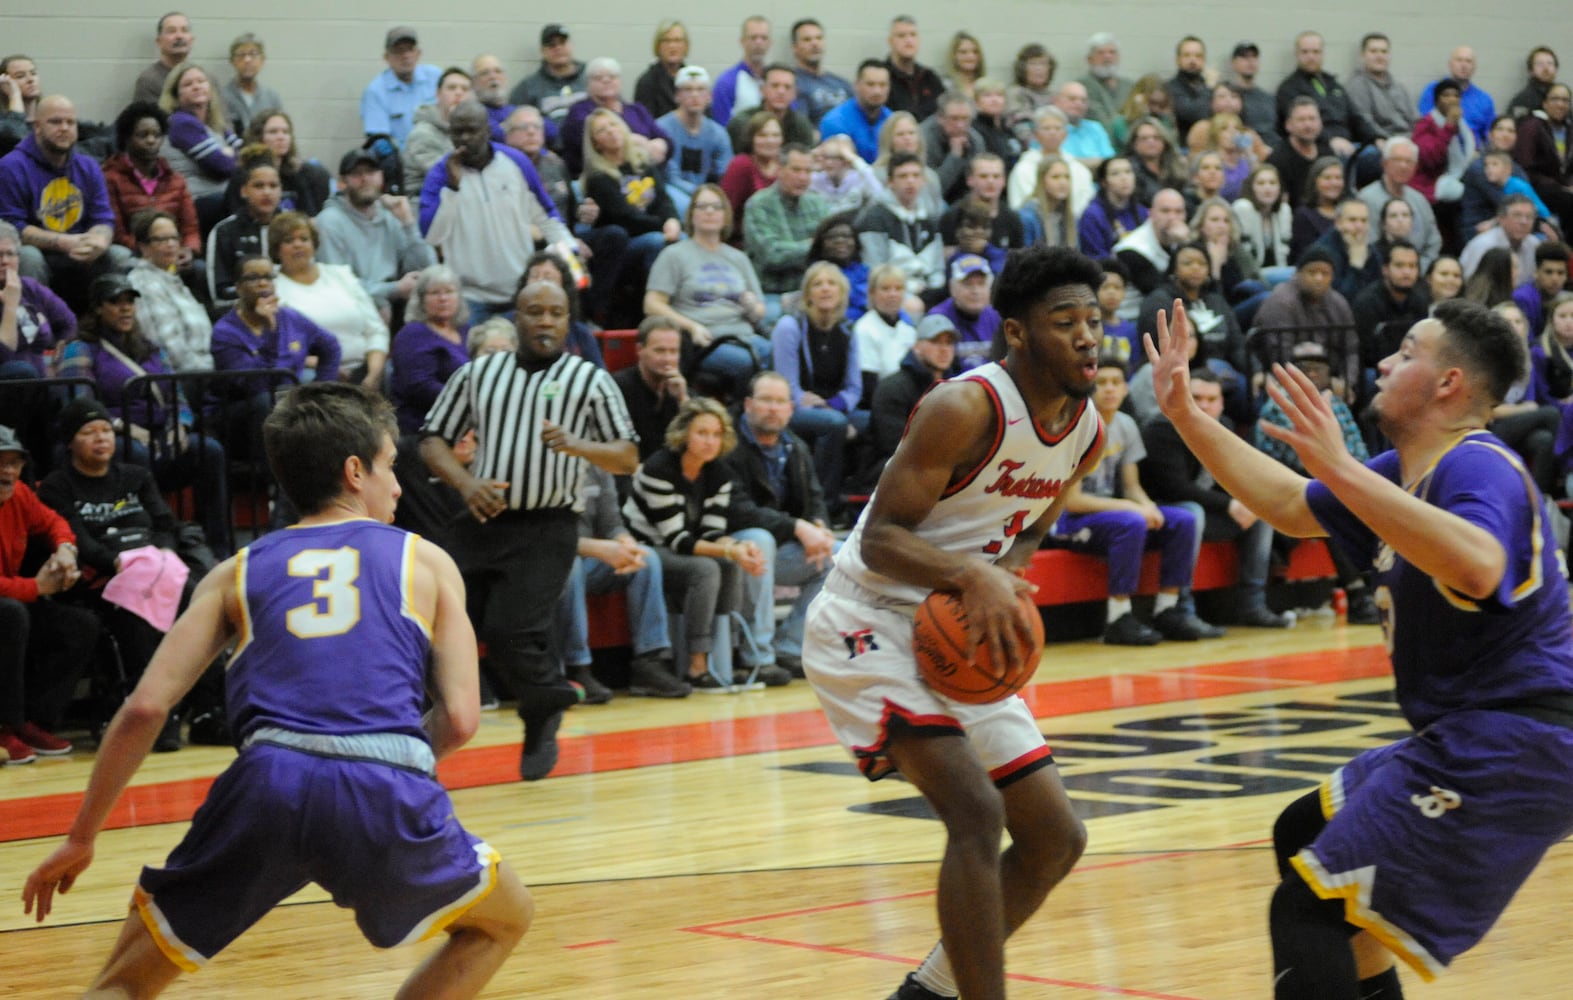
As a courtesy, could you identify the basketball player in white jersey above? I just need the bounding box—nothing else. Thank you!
[802,246,1106,1000]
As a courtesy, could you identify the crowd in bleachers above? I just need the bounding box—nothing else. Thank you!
[3,12,1573,773]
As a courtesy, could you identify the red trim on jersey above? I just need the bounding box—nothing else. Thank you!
[1033,397,1090,447]
[853,700,965,781]
[940,376,1005,499]
[990,744,1055,788]
[896,378,944,445]
[1075,413,1106,473]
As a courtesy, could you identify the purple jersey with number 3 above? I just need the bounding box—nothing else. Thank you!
[1306,432,1573,729]
[227,520,433,743]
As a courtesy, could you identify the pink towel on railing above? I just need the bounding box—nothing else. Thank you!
[101,546,189,632]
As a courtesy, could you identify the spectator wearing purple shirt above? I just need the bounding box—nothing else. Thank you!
[389,265,469,435]
[928,254,1003,372]
[56,274,232,554]
[0,221,75,378]
[559,58,671,177]
[0,97,131,301]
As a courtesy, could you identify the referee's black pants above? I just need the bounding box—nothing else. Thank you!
[450,507,580,718]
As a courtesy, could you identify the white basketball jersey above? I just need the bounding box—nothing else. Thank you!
[833,361,1104,605]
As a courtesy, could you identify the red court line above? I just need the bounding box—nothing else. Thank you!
[679,845,1277,999]
[0,644,1387,843]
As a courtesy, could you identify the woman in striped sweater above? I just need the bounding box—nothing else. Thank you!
[623,397,768,690]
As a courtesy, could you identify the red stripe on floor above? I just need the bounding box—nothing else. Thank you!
[0,644,1387,843]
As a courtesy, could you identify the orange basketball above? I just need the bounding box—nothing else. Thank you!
[913,590,1045,704]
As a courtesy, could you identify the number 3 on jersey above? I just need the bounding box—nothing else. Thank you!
[286,547,362,638]
[983,510,1030,555]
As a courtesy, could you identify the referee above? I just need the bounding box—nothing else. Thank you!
[420,280,637,781]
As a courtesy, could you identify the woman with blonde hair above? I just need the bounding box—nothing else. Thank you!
[159,62,240,228]
[634,19,689,118]
[623,396,770,691]
[1189,195,1261,302]
[944,32,985,102]
[872,111,943,216]
[582,107,681,280]
[1185,150,1229,209]
[1019,155,1078,249]
[771,261,866,500]
[1191,112,1255,200]
[1113,75,1176,147]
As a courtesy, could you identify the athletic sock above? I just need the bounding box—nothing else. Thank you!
[1154,592,1178,613]
[913,942,958,997]
[1106,596,1133,623]
[1358,967,1403,999]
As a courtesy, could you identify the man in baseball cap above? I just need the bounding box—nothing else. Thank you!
[0,422,95,764]
[362,25,440,147]
[930,254,1002,371]
[512,24,588,122]
[88,273,140,308]
[868,313,961,468]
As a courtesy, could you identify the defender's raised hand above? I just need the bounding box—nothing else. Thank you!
[1258,362,1354,482]
[1143,300,1196,421]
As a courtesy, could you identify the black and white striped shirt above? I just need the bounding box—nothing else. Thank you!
[622,447,734,555]
[421,350,636,511]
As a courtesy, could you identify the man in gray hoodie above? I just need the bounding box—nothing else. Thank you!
[315,149,435,320]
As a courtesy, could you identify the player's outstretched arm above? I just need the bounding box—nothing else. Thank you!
[1144,301,1323,537]
[1262,361,1508,598]
[862,380,1035,669]
[23,556,239,923]
[421,539,481,760]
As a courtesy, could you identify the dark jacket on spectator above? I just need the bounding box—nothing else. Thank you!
[37,461,177,580]
[612,365,681,461]
[1139,414,1237,520]
[1274,70,1373,145]
[719,420,827,544]
[869,349,939,463]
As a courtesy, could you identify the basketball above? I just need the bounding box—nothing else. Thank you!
[913,590,1045,704]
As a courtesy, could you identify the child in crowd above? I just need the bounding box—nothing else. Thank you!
[205,146,282,307]
[1046,356,1221,646]
[1480,150,1553,227]
[852,262,918,399]
[1097,258,1139,372]
[1530,291,1573,406]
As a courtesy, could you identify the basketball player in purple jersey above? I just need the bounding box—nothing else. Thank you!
[23,383,533,999]
[802,247,1107,1000]
[1147,298,1573,999]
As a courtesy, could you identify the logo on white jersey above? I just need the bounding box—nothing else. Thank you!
[982,459,1065,500]
[841,628,879,659]
[1410,785,1462,818]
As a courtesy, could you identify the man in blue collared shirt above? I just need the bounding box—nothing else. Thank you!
[818,60,891,164]
[362,26,441,148]
[1055,81,1115,170]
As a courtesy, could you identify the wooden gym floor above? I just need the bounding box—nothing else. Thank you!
[3,615,1569,998]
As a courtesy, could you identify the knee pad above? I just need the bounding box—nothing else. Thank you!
[1272,789,1327,878]
[1270,869,1357,940]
